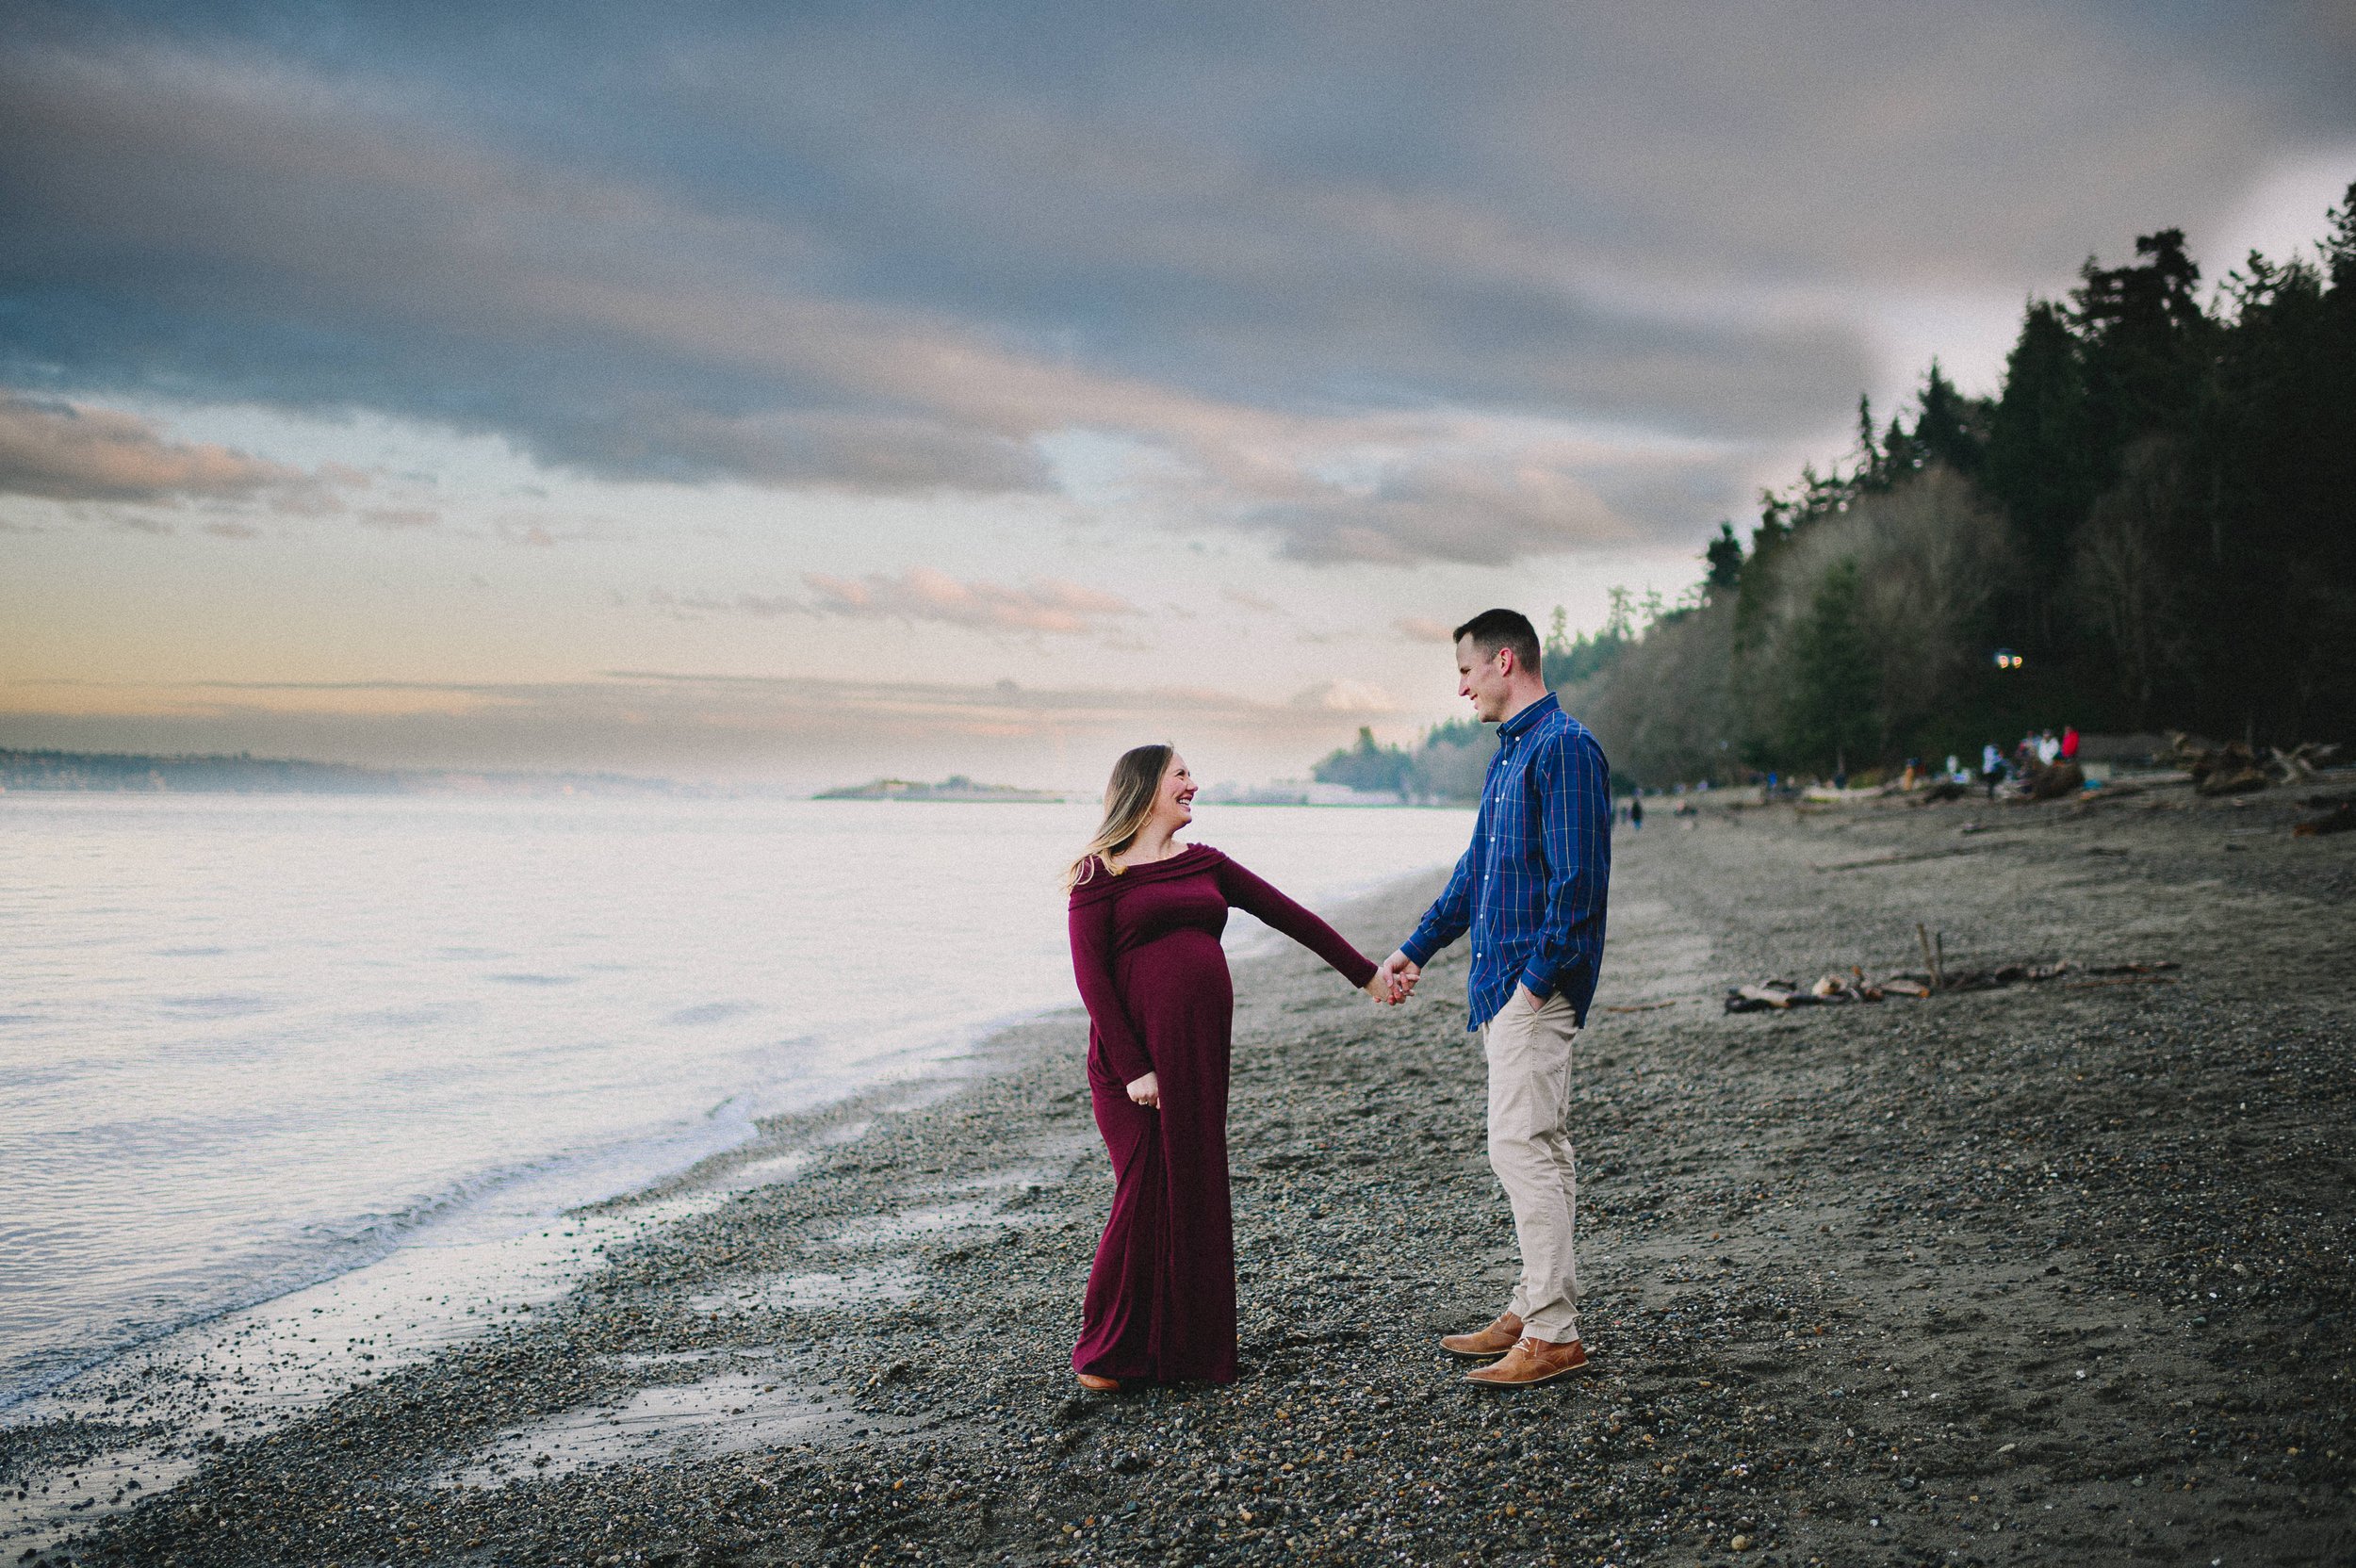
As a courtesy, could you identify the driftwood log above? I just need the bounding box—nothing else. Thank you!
[2170,733,2342,795]
[1723,957,2175,1013]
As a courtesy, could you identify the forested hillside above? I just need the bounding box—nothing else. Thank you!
[1326,188,2356,797]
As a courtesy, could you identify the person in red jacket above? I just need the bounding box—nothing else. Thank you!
[1063,743,1391,1390]
[2061,726,2081,760]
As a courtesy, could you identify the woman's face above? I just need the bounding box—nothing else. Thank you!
[1151,752,1197,832]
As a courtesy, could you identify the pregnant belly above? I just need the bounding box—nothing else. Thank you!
[1118,930,1235,1042]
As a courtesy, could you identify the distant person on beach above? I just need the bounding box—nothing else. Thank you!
[1376,609,1612,1388]
[1063,744,1391,1392]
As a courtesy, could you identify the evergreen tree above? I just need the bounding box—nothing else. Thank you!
[1780,558,1878,774]
[1985,299,2095,645]
[1310,727,1412,794]
[1704,521,1744,595]
[1912,360,1985,474]
[1543,590,1639,689]
[2072,227,2208,463]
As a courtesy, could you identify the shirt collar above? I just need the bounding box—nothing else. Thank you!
[1497,690,1560,743]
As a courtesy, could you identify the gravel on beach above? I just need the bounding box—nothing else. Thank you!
[9,776,2355,1567]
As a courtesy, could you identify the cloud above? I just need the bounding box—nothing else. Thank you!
[1396,616,1456,644]
[357,507,437,530]
[1288,679,1399,715]
[0,389,309,503]
[803,568,1141,634]
[646,588,804,620]
[1,6,2348,563]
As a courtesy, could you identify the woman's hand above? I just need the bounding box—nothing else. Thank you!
[1126,1070,1160,1109]
[1363,973,1399,1004]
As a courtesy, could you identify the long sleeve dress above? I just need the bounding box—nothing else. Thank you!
[1066,843,1377,1384]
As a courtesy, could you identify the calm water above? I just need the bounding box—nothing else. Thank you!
[0,793,1472,1405]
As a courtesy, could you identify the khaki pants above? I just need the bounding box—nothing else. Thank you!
[1482,988,1581,1343]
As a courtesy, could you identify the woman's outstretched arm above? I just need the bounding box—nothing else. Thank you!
[1069,891,1155,1084]
[1215,857,1380,989]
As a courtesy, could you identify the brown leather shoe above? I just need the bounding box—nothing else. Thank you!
[1439,1311,1524,1359]
[1464,1335,1589,1387]
[1075,1372,1120,1393]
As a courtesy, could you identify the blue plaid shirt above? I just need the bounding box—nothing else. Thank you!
[1400,692,1612,1030]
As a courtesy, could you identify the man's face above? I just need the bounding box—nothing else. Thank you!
[1456,636,1513,723]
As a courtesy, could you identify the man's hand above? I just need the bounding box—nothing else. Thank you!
[1514,982,1543,1011]
[1126,1070,1160,1109]
[1376,951,1421,1004]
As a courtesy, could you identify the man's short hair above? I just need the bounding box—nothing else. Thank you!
[1453,608,1542,677]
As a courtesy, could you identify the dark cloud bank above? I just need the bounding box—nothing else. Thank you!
[1,1,2348,561]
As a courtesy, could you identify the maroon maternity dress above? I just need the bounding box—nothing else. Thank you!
[1067,844,1376,1384]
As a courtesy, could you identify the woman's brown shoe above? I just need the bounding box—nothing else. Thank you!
[1075,1372,1120,1392]
[1439,1311,1524,1358]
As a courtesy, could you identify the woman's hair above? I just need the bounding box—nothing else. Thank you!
[1064,743,1174,890]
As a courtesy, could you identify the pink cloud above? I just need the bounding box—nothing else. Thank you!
[804,567,1140,634]
[0,390,308,504]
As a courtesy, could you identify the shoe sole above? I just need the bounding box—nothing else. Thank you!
[1465,1360,1592,1388]
[1438,1340,1513,1360]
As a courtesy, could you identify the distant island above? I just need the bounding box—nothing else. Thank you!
[0,748,701,796]
[814,775,1068,803]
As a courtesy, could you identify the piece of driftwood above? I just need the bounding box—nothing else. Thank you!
[1729,983,1805,1011]
[1724,956,2171,1013]
[2065,974,2179,988]
[2172,734,2343,795]
[1602,1000,1677,1014]
[1916,923,1946,990]
[2268,743,2341,784]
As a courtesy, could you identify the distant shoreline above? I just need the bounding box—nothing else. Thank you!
[0,747,706,797]
[813,775,1070,803]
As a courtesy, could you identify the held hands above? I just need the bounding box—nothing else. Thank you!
[1370,951,1421,1006]
[1125,1070,1160,1109]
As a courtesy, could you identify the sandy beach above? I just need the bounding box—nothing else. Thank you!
[9,775,2355,1567]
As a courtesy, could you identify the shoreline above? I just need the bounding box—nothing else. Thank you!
[8,786,2354,1565]
[0,865,1450,1561]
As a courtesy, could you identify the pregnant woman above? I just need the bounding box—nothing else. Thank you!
[1065,743,1389,1390]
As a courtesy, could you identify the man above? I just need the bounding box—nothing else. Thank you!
[1379,608,1612,1388]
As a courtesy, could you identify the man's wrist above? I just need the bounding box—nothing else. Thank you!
[1398,937,1433,969]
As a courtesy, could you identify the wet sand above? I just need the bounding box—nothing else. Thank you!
[8,775,2355,1566]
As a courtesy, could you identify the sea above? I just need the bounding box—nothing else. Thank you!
[0,792,1475,1408]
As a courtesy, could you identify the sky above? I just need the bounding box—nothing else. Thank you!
[3,1,2352,789]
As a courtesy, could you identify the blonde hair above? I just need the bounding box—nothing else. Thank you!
[1063,743,1174,890]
